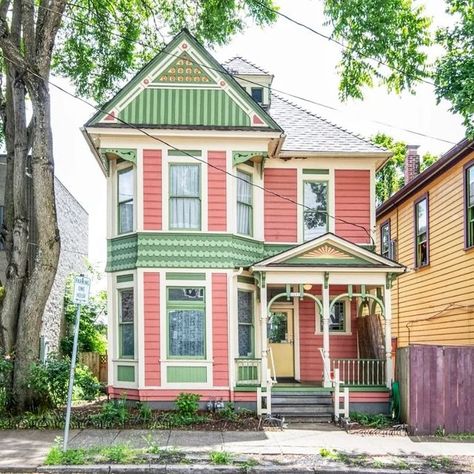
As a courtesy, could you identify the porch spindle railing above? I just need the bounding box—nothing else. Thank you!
[235,358,261,386]
[331,358,386,386]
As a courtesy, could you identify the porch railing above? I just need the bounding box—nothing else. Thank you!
[235,358,261,386]
[331,358,386,386]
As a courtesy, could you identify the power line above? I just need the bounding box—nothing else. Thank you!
[253,0,436,88]
[31,0,458,146]
[5,53,375,245]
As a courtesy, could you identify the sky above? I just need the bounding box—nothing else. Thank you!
[50,0,465,277]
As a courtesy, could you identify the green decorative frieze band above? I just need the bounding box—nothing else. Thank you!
[116,274,134,283]
[303,169,329,175]
[106,233,292,272]
[237,276,255,285]
[165,272,206,280]
[232,151,268,166]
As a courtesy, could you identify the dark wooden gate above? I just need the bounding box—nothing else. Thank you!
[397,345,474,435]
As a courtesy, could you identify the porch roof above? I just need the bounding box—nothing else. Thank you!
[251,233,405,273]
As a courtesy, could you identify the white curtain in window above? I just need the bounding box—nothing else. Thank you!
[237,172,252,235]
[170,165,200,229]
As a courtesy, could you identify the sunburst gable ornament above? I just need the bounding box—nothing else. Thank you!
[300,244,353,260]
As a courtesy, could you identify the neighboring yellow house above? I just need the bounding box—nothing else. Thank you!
[376,138,474,348]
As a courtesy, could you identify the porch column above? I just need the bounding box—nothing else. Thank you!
[384,286,393,388]
[260,284,268,387]
[322,280,331,388]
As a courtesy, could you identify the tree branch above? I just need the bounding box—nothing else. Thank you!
[21,0,35,64]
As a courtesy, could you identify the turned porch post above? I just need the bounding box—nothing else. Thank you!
[384,285,393,388]
[322,275,331,388]
[260,283,268,387]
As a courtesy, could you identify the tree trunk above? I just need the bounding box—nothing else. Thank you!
[13,76,60,409]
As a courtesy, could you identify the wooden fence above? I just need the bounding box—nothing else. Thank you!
[397,345,474,435]
[79,352,108,384]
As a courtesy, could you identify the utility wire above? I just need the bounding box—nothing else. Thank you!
[5,52,376,245]
[29,0,458,146]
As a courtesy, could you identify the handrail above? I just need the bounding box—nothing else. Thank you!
[268,346,277,383]
[235,358,261,386]
[331,358,386,386]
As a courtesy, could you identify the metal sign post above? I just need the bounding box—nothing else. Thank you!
[63,274,91,452]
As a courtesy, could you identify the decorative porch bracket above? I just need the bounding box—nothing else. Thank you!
[266,290,323,315]
[99,148,137,176]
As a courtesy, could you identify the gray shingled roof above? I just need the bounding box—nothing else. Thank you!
[223,56,386,154]
[224,57,270,75]
[269,94,386,154]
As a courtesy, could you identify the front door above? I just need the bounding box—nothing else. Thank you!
[268,309,295,379]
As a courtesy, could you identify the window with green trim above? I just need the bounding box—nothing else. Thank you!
[415,197,429,267]
[118,167,134,234]
[118,288,134,358]
[238,290,254,357]
[168,287,205,358]
[303,180,328,240]
[466,165,474,248]
[169,164,201,230]
[237,171,253,236]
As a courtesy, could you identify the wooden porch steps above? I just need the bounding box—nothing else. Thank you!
[271,391,333,423]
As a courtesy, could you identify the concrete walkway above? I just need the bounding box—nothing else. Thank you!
[1,427,474,471]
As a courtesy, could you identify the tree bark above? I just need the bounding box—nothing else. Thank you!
[13,75,60,409]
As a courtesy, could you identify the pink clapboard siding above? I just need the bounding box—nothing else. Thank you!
[264,168,297,242]
[335,169,370,243]
[144,272,160,386]
[212,273,228,386]
[207,151,227,231]
[299,286,358,382]
[143,149,162,230]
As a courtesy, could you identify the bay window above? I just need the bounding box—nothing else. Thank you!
[303,180,328,240]
[118,288,134,358]
[415,196,429,267]
[170,164,201,230]
[237,171,253,236]
[168,287,205,358]
[117,167,134,234]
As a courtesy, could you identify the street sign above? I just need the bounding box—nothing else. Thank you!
[73,275,91,305]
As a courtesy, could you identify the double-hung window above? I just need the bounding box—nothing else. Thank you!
[380,221,391,259]
[238,290,254,357]
[415,196,429,267]
[118,289,134,358]
[237,171,253,236]
[319,301,347,333]
[168,287,206,358]
[169,164,201,230]
[118,167,134,234]
[466,164,474,248]
[303,180,328,240]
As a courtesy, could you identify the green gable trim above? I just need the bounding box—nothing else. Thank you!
[167,366,207,383]
[106,233,293,271]
[117,365,135,382]
[119,88,251,127]
[165,272,206,281]
[303,169,329,175]
[153,51,215,84]
[100,148,136,164]
[168,149,202,157]
[237,276,255,285]
[86,29,281,131]
[116,274,134,283]
[233,151,268,167]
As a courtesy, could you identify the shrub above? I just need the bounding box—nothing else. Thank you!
[90,398,130,428]
[175,392,200,417]
[137,402,152,422]
[74,366,102,401]
[0,352,13,414]
[217,402,237,422]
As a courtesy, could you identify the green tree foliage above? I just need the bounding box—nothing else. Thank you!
[434,0,474,136]
[60,276,107,356]
[373,133,438,204]
[54,0,277,103]
[323,0,473,137]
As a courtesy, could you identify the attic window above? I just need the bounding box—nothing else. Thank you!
[251,87,263,104]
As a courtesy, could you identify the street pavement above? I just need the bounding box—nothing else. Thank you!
[1,426,474,471]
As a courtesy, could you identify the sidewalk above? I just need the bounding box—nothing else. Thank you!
[1,426,474,472]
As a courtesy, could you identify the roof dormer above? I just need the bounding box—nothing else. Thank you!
[224,57,273,109]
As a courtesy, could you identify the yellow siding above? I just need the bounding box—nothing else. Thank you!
[377,151,474,347]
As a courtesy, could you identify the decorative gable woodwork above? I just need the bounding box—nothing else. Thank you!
[153,51,214,84]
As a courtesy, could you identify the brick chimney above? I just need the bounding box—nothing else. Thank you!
[405,145,420,184]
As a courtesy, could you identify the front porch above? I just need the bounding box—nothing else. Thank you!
[232,234,405,412]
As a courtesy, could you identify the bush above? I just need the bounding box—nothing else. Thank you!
[90,398,130,428]
[0,352,13,415]
[175,392,200,417]
[28,354,102,409]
